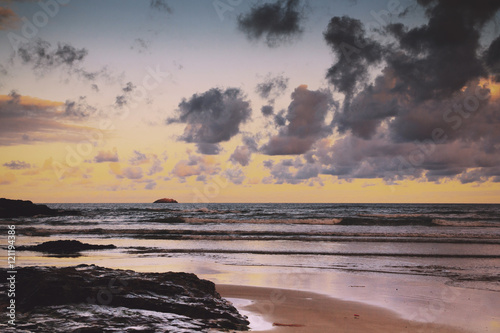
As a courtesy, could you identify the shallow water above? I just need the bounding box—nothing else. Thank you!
[5,203,500,293]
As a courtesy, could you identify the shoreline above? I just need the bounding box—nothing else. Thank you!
[217,284,469,333]
[8,254,500,332]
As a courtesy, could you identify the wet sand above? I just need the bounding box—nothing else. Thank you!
[217,284,469,333]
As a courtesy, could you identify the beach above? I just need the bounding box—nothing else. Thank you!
[217,285,467,333]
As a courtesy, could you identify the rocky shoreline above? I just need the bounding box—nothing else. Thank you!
[0,265,249,332]
[0,198,79,218]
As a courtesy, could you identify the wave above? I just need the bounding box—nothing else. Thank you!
[336,216,436,226]
[14,226,500,243]
[431,219,500,227]
[128,248,500,258]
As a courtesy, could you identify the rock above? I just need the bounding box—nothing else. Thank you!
[153,198,178,203]
[17,240,116,254]
[0,265,249,332]
[0,198,79,218]
[0,198,55,218]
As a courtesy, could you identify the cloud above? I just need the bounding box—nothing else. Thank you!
[315,1,500,184]
[94,149,119,163]
[333,68,403,139]
[64,96,96,118]
[261,105,274,116]
[255,74,289,102]
[0,92,96,146]
[384,0,500,101]
[168,87,251,155]
[224,167,245,184]
[323,16,384,101]
[230,145,253,167]
[261,85,334,155]
[3,160,31,170]
[230,136,259,166]
[124,150,164,176]
[12,38,110,84]
[171,153,219,181]
[147,155,163,176]
[131,38,150,54]
[263,157,321,185]
[115,82,136,108]
[0,7,17,30]
[150,0,172,14]
[485,36,500,81]
[16,38,87,71]
[144,180,157,190]
[110,162,144,180]
[129,150,148,165]
[238,0,305,47]
[122,166,143,180]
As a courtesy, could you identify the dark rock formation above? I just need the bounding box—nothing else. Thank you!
[0,198,55,218]
[0,198,79,218]
[17,240,116,254]
[153,198,178,203]
[0,265,249,332]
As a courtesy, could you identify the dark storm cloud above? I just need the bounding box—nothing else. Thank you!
[384,0,500,100]
[3,160,31,170]
[313,0,500,184]
[237,0,305,47]
[316,77,500,183]
[168,87,251,155]
[261,105,274,116]
[196,142,222,155]
[485,36,500,81]
[150,0,172,14]
[323,16,384,101]
[273,109,286,127]
[255,74,289,101]
[261,85,333,155]
[334,68,402,139]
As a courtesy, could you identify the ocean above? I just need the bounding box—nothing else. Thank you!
[8,203,500,293]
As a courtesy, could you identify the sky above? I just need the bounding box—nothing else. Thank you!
[0,0,500,203]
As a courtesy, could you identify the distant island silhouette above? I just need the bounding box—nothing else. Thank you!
[153,198,178,203]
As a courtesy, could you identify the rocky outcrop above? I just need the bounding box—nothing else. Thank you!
[0,265,249,332]
[0,198,79,218]
[154,198,178,203]
[17,240,116,254]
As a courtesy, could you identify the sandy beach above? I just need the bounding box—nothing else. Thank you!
[217,284,469,333]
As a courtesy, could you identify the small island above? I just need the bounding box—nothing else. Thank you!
[153,198,178,203]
